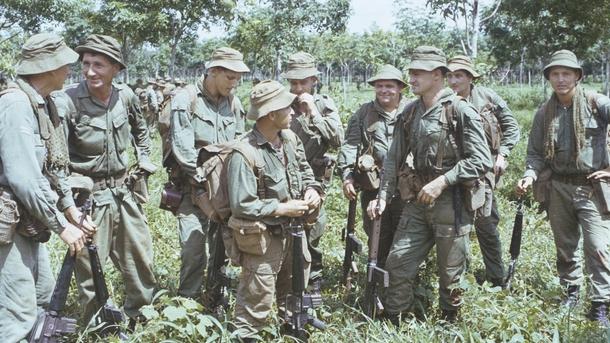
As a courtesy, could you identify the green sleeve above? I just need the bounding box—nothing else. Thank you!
[311,96,343,148]
[524,106,548,180]
[336,104,365,180]
[169,92,198,177]
[488,89,520,157]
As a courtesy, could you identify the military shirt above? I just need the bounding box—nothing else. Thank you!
[468,85,520,157]
[524,93,610,179]
[337,97,408,180]
[227,127,322,227]
[146,86,159,113]
[379,88,493,202]
[290,93,343,178]
[169,80,245,178]
[0,78,69,234]
[53,81,151,178]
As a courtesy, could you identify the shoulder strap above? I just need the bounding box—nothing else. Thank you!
[586,91,600,115]
[436,97,462,170]
[233,139,266,199]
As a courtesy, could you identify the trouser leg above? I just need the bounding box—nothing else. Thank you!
[176,193,208,298]
[306,206,326,281]
[474,196,504,283]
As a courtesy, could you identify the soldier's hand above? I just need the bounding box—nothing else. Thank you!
[59,223,87,256]
[342,178,357,200]
[417,176,448,205]
[64,206,97,236]
[494,154,508,176]
[366,198,386,220]
[275,199,310,217]
[304,188,321,210]
[588,167,610,180]
[515,176,534,196]
[298,93,320,117]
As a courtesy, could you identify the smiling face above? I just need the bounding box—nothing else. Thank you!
[446,70,473,97]
[373,80,403,108]
[81,52,120,92]
[548,66,580,98]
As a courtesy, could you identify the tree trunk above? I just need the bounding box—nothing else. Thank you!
[470,0,479,58]
[604,50,610,96]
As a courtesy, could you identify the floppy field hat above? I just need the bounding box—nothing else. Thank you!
[447,55,480,78]
[76,34,126,70]
[280,52,321,80]
[15,33,79,75]
[367,64,406,87]
[205,47,250,73]
[247,80,297,121]
[543,50,583,80]
[407,46,448,72]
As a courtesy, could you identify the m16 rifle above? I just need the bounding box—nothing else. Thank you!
[203,222,230,316]
[285,219,326,341]
[505,198,524,290]
[342,145,363,290]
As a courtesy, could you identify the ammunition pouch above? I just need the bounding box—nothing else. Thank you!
[532,168,552,208]
[353,154,380,191]
[159,182,183,214]
[312,155,336,184]
[480,105,502,155]
[17,216,51,243]
[462,179,486,212]
[0,187,19,245]
[397,166,426,202]
[593,178,610,215]
[227,216,270,256]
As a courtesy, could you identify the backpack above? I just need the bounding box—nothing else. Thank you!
[478,103,502,154]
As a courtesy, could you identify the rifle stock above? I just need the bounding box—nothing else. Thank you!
[505,199,524,289]
[342,198,363,290]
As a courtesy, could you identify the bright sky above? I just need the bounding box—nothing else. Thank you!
[347,0,429,33]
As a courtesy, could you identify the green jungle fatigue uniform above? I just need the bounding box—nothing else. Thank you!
[169,79,245,299]
[290,94,343,280]
[227,128,322,337]
[0,79,73,342]
[524,88,610,303]
[54,80,155,322]
[468,85,520,285]
[380,88,492,314]
[143,85,159,131]
[337,98,408,267]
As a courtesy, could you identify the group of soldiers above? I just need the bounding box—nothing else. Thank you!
[1,29,610,343]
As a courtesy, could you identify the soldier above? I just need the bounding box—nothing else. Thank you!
[446,55,520,287]
[516,50,610,326]
[368,46,492,322]
[337,64,408,267]
[53,34,156,328]
[167,47,248,303]
[283,51,343,288]
[0,33,91,341]
[226,80,323,339]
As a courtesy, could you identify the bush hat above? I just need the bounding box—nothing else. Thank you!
[447,55,480,78]
[247,80,297,121]
[543,50,583,80]
[76,34,126,70]
[407,46,448,72]
[205,47,250,73]
[367,64,406,87]
[281,52,321,80]
[15,33,79,75]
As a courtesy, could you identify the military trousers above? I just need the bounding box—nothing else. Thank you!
[473,194,504,284]
[234,230,311,338]
[361,191,403,268]
[384,190,472,314]
[0,234,54,342]
[548,180,610,302]
[306,205,326,281]
[75,186,155,323]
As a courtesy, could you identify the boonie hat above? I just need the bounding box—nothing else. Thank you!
[543,50,583,80]
[205,47,250,73]
[281,52,320,80]
[247,80,297,121]
[76,34,126,70]
[447,55,480,78]
[367,64,406,87]
[15,33,79,75]
[407,46,448,72]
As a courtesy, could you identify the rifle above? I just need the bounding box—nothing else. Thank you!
[203,222,230,316]
[505,198,524,290]
[342,145,363,290]
[27,250,77,343]
[362,171,389,319]
[285,219,326,341]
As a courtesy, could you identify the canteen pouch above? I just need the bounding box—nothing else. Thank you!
[0,189,19,245]
[593,179,610,215]
[221,225,242,266]
[462,179,486,212]
[353,154,380,191]
[228,216,270,256]
[397,166,423,202]
[160,182,183,214]
[533,168,553,208]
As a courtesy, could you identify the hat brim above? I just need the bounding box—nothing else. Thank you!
[16,46,79,75]
[247,91,297,121]
[367,76,407,87]
[407,60,448,72]
[75,46,126,70]
[543,62,583,80]
[447,63,480,78]
[206,60,250,73]
[281,68,320,80]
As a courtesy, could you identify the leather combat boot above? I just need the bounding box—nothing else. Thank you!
[441,309,458,323]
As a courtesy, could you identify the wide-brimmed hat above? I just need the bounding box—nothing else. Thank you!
[281,52,320,80]
[367,64,406,87]
[447,55,480,78]
[407,46,448,72]
[247,80,297,121]
[15,33,79,75]
[205,47,250,73]
[543,50,583,80]
[76,34,126,70]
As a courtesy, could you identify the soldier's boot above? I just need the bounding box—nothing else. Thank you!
[561,285,580,308]
[489,277,506,289]
[588,302,610,328]
[382,312,401,327]
[440,309,458,323]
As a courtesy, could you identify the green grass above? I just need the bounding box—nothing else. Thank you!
[45,84,610,342]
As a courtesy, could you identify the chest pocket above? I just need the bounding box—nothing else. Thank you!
[111,109,130,155]
[263,170,289,202]
[74,113,107,156]
[32,134,47,167]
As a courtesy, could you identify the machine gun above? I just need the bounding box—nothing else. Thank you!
[285,219,326,341]
[505,198,524,290]
[203,222,230,316]
[27,250,77,343]
[341,145,363,290]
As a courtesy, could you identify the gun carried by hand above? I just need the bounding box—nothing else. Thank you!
[362,174,389,319]
[505,198,524,290]
[342,145,363,290]
[203,222,230,316]
[27,250,77,343]
[285,219,325,341]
